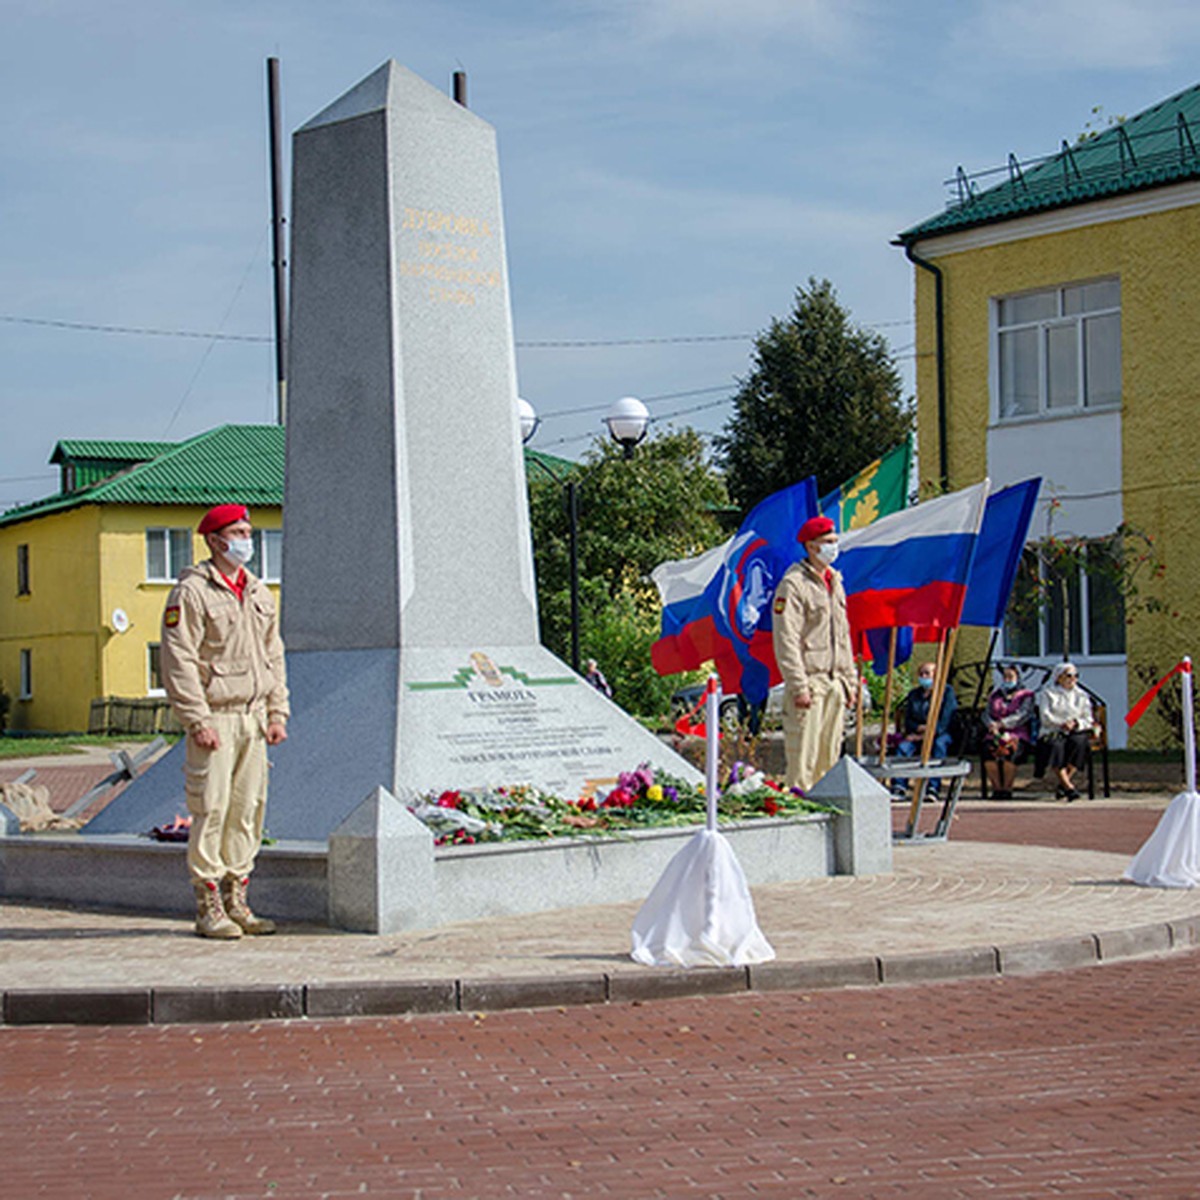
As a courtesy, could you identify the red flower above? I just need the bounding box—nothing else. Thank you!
[436,790,463,809]
[601,786,635,809]
[762,797,781,816]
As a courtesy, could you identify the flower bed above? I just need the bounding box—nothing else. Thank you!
[408,762,835,846]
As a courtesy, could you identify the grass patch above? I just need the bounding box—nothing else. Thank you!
[0,734,178,761]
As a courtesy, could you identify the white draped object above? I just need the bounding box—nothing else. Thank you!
[1124,791,1200,889]
[630,828,776,967]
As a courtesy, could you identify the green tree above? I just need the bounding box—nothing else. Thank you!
[528,428,729,716]
[716,277,912,514]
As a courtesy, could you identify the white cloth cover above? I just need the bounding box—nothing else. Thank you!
[630,828,776,967]
[1124,791,1200,888]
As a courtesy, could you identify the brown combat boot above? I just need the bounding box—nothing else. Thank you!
[193,880,242,939]
[221,875,277,935]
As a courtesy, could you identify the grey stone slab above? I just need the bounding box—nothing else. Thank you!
[84,649,399,842]
[998,935,1099,975]
[4,987,150,1026]
[327,788,435,932]
[152,984,305,1024]
[1168,914,1200,947]
[879,946,998,984]
[808,756,893,876]
[608,967,750,1003]
[305,980,457,1018]
[459,975,608,1013]
[748,957,880,992]
[1095,922,1173,961]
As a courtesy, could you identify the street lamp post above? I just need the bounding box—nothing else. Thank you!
[520,395,649,674]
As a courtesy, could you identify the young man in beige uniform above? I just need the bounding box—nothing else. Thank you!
[771,515,857,792]
[160,504,290,939]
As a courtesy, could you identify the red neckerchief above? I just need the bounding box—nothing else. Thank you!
[218,566,247,602]
[823,568,833,593]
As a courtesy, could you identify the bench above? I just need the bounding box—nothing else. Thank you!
[950,659,1110,799]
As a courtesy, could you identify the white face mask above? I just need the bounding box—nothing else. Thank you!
[221,536,255,566]
[814,541,839,566]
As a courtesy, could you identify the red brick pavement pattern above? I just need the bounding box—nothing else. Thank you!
[0,763,137,824]
[4,951,1200,1198]
[949,804,1164,857]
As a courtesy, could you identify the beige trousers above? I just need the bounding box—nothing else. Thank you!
[184,711,269,885]
[782,677,847,792]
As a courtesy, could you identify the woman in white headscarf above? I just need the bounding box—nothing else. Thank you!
[1035,662,1099,801]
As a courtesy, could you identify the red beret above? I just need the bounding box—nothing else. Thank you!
[198,504,249,535]
[796,515,835,544]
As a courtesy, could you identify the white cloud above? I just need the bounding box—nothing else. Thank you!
[952,0,1200,71]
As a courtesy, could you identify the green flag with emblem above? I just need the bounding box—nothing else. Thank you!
[818,434,912,531]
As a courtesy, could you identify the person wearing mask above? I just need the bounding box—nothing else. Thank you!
[160,504,290,939]
[981,664,1035,799]
[772,515,857,792]
[1035,661,1098,802]
[892,660,958,796]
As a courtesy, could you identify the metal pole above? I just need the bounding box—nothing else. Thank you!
[567,480,580,673]
[266,57,288,425]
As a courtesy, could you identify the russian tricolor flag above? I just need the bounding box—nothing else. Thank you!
[650,478,818,704]
[838,481,990,640]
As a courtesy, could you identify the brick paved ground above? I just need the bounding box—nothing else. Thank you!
[3,951,1199,1198]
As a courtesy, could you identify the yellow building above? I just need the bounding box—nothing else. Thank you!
[1,425,576,734]
[896,82,1200,747]
[0,426,284,733]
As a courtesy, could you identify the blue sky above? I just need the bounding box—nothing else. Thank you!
[3,0,1199,509]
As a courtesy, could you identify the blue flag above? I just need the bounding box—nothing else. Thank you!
[959,478,1041,628]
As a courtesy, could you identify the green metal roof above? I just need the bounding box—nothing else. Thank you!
[0,425,285,528]
[2,425,579,528]
[898,81,1200,244]
[524,448,580,483]
[49,439,176,465]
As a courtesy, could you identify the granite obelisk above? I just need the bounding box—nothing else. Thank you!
[86,62,698,842]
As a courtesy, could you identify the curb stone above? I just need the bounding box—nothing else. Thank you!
[0,919,1192,1027]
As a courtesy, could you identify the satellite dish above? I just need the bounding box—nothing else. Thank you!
[110,608,131,634]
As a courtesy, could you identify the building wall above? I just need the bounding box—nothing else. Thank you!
[910,199,1200,747]
[0,506,103,731]
[0,504,283,733]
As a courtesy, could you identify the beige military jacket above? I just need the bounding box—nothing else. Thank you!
[771,558,857,698]
[160,560,290,733]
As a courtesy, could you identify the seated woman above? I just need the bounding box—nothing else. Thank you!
[1035,662,1099,802]
[891,660,958,795]
[981,664,1035,800]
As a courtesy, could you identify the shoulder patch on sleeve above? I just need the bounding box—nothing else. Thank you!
[164,606,181,627]
[773,596,786,615]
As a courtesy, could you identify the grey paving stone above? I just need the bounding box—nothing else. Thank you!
[152,984,304,1024]
[4,987,150,1026]
[998,935,1099,975]
[305,980,457,1018]
[748,956,880,992]
[459,974,608,1013]
[880,946,999,984]
[1095,922,1172,960]
[608,966,750,1003]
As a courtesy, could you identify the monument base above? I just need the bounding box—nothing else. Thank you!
[85,644,702,843]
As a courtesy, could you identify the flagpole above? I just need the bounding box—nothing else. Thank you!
[878,628,898,767]
[854,660,866,758]
[705,676,720,832]
[1184,657,1195,796]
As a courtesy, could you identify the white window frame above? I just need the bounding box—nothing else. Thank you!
[145,527,193,583]
[992,278,1121,423]
[250,528,282,582]
[18,648,32,700]
[146,642,166,696]
[1002,541,1127,662]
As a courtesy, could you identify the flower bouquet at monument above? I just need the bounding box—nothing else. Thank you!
[408,762,831,846]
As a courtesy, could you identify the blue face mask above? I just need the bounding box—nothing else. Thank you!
[1001,679,1018,693]
[919,675,933,689]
